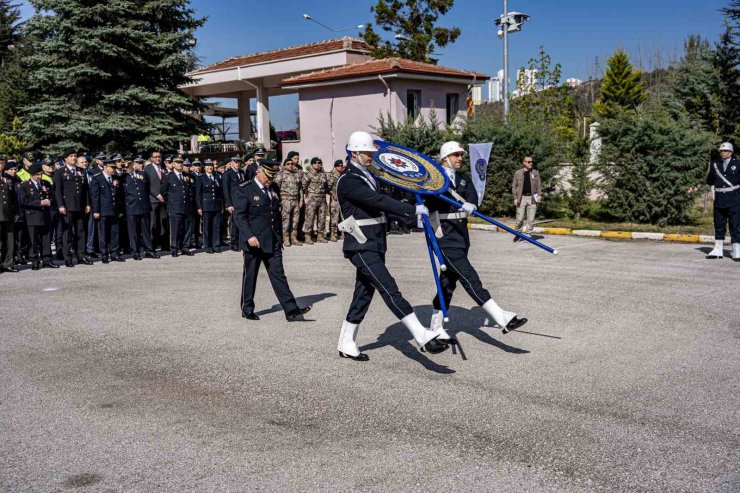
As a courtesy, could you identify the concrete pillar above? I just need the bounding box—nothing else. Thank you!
[237,92,252,142]
[255,81,270,149]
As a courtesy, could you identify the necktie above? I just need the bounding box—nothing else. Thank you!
[107,175,111,185]
[156,166,162,179]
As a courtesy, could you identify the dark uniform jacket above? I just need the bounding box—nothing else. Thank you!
[161,171,193,214]
[0,175,17,222]
[425,171,479,250]
[222,167,246,208]
[91,173,125,217]
[123,171,152,216]
[19,179,52,226]
[337,163,415,254]
[144,163,165,205]
[707,158,740,208]
[196,173,223,212]
[232,179,282,254]
[52,166,88,212]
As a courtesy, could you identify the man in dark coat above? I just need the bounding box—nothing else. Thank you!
[53,148,93,267]
[706,142,740,260]
[91,159,125,263]
[222,156,246,251]
[144,150,168,251]
[125,157,157,260]
[0,156,18,272]
[232,160,310,321]
[160,157,194,256]
[19,163,59,270]
[196,159,224,253]
[425,141,527,344]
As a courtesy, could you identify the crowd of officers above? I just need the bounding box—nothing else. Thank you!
[0,147,349,273]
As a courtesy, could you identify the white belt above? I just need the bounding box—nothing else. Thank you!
[716,185,740,192]
[438,212,469,220]
[355,216,387,226]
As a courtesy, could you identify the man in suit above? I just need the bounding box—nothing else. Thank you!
[335,131,447,361]
[196,159,224,254]
[0,156,19,273]
[425,141,527,344]
[189,159,203,248]
[144,150,168,251]
[161,157,194,256]
[19,163,59,270]
[125,157,158,260]
[232,160,311,321]
[53,148,93,267]
[85,153,104,258]
[222,156,246,251]
[91,158,125,263]
[706,142,740,260]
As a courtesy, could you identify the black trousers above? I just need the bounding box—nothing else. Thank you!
[51,210,63,251]
[127,214,153,253]
[184,211,194,248]
[27,224,52,261]
[61,211,86,261]
[150,203,169,251]
[713,202,740,243]
[240,248,298,315]
[202,211,222,250]
[97,215,120,255]
[229,213,239,248]
[118,214,129,253]
[192,210,201,247]
[14,221,28,257]
[345,251,413,323]
[0,220,14,269]
[169,212,186,251]
[432,248,492,310]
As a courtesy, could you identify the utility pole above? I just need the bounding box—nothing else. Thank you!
[502,0,509,123]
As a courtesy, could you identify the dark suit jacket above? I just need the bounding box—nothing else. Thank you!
[232,179,282,254]
[0,176,17,222]
[196,173,223,212]
[161,172,194,214]
[19,180,52,226]
[52,166,88,212]
[707,158,740,208]
[337,163,415,254]
[123,171,152,216]
[90,173,124,217]
[425,171,479,250]
[144,163,165,205]
[222,167,246,208]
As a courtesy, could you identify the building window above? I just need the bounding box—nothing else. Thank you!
[406,90,421,121]
[446,93,460,124]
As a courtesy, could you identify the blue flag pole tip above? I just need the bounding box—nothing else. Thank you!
[553,249,559,255]
[443,317,449,323]
[440,264,447,271]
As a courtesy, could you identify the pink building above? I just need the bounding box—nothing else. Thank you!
[181,38,488,169]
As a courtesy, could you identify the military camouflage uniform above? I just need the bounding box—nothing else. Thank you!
[301,169,328,244]
[326,169,342,241]
[274,168,303,246]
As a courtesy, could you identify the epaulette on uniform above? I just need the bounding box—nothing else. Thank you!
[239,180,253,187]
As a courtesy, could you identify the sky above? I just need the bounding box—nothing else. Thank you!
[16,0,730,131]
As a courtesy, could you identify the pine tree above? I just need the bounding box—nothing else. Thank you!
[361,0,461,64]
[715,19,740,142]
[21,0,207,153]
[0,0,28,132]
[594,50,646,118]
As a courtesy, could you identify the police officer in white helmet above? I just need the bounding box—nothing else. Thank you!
[335,131,450,361]
[424,141,527,343]
[706,142,740,260]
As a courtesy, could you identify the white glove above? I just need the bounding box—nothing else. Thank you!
[459,202,477,214]
[415,204,429,216]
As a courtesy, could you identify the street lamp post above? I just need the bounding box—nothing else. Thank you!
[494,2,530,124]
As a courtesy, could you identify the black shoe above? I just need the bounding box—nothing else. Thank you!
[286,306,311,321]
[102,255,110,264]
[31,261,41,271]
[55,250,65,260]
[42,261,59,269]
[113,256,125,262]
[242,312,260,321]
[145,252,160,259]
[206,249,214,254]
[230,246,239,252]
[65,260,74,268]
[733,257,740,262]
[79,257,93,265]
[513,236,521,243]
[4,267,19,273]
[438,336,458,345]
[421,338,449,354]
[502,316,528,334]
[339,351,370,361]
[133,254,142,260]
[182,249,194,256]
[214,248,222,253]
[172,251,179,257]
[16,257,27,265]
[88,252,100,259]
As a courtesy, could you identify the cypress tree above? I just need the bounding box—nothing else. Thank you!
[21,0,207,153]
[594,50,646,118]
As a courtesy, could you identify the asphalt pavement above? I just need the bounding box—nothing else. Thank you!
[1,231,738,492]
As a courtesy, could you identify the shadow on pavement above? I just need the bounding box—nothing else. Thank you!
[255,292,337,317]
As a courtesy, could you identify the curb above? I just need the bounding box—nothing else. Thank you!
[469,223,716,244]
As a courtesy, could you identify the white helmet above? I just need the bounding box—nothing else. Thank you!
[440,141,467,160]
[347,131,377,152]
[719,142,734,152]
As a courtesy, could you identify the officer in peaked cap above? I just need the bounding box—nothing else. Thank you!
[0,154,18,272]
[706,142,740,260]
[53,148,93,267]
[223,155,247,251]
[19,162,59,270]
[232,159,311,322]
[124,156,158,260]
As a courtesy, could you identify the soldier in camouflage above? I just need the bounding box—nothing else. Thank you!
[274,158,303,246]
[326,159,347,242]
[301,157,329,245]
